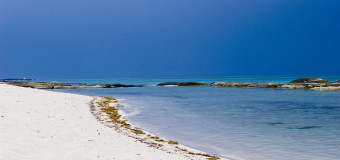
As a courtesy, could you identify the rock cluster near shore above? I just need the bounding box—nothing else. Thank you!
[210,77,340,90]
[210,82,281,88]
[3,77,340,90]
[289,77,328,83]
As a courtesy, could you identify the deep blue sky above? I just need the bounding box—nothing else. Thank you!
[0,0,339,79]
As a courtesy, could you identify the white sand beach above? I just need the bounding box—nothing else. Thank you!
[0,84,212,160]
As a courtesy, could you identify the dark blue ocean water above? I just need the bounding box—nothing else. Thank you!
[52,76,340,160]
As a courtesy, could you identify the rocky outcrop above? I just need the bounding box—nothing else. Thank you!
[157,82,208,86]
[157,82,180,86]
[5,82,72,88]
[289,77,327,83]
[211,82,317,89]
[112,84,144,88]
[280,84,313,89]
[315,83,340,87]
[210,82,252,87]
[4,78,340,91]
[210,80,340,90]
[312,86,340,90]
[251,83,281,88]
[33,86,55,89]
[210,82,281,88]
[99,84,113,88]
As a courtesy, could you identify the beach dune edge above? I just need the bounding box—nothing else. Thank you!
[0,84,221,160]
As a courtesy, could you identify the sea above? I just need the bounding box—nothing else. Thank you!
[49,75,340,160]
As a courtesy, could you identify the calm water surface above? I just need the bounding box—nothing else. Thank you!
[52,76,340,160]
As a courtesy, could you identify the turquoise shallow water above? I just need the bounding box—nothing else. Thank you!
[42,75,340,86]
[52,75,340,160]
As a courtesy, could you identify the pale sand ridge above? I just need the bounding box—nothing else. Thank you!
[0,84,208,160]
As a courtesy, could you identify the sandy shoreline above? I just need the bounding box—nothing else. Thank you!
[0,83,220,160]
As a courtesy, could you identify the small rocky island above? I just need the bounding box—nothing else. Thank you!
[157,82,208,86]
[210,77,340,90]
[1,77,340,90]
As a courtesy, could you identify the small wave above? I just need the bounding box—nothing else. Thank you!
[287,126,322,130]
[118,103,141,118]
[267,122,284,126]
[125,108,140,117]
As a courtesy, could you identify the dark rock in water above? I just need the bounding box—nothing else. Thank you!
[157,82,208,86]
[177,82,207,86]
[111,84,144,88]
[21,86,35,88]
[289,77,327,83]
[33,86,55,89]
[99,84,113,88]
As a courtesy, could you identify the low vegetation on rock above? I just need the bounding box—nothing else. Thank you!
[210,77,340,90]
